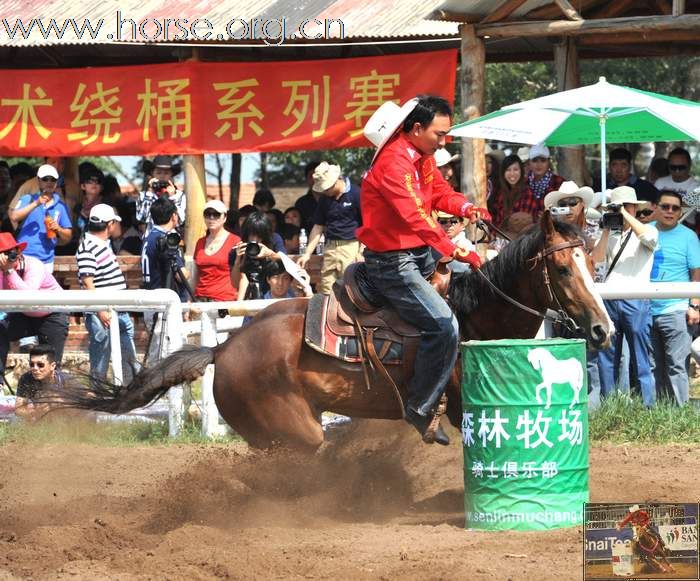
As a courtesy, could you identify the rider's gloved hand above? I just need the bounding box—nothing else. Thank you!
[464,206,492,224]
[453,248,481,269]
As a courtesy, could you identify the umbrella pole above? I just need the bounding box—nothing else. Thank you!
[599,114,607,200]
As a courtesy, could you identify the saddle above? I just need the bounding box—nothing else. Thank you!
[304,262,451,415]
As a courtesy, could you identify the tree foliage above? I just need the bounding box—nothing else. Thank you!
[262,147,374,187]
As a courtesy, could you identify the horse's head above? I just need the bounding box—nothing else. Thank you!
[540,211,613,350]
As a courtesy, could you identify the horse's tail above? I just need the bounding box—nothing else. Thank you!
[38,345,216,414]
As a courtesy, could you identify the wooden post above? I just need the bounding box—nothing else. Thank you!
[459,23,486,206]
[553,37,586,186]
[183,155,207,256]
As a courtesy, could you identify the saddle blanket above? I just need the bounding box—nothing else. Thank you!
[304,294,403,364]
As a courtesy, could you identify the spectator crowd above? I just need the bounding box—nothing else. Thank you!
[0,141,699,417]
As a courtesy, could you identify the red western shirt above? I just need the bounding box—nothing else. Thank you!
[619,510,651,528]
[357,133,473,257]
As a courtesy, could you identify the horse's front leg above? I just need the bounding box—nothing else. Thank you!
[535,382,551,408]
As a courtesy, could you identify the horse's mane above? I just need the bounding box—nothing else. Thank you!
[449,219,583,317]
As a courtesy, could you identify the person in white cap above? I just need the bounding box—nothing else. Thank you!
[297,161,362,294]
[527,143,565,203]
[9,163,73,272]
[360,95,490,445]
[76,204,138,382]
[591,186,658,408]
[543,181,595,242]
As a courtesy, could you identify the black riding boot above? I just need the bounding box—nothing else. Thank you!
[405,408,450,445]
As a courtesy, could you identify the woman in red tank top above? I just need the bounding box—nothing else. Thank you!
[193,200,240,304]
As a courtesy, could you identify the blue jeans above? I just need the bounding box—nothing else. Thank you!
[599,300,655,407]
[651,310,691,405]
[587,350,602,412]
[85,312,138,383]
[364,247,459,416]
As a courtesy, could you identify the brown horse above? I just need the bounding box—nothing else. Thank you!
[635,526,675,573]
[50,211,612,450]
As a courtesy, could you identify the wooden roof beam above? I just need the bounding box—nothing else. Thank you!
[577,29,700,44]
[480,0,529,24]
[476,14,700,38]
[554,0,583,21]
[427,10,482,23]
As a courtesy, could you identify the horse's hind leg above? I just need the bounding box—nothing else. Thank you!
[217,385,324,453]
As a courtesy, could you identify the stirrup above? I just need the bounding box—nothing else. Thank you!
[422,394,448,444]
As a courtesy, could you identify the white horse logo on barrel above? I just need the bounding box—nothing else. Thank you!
[526,348,584,409]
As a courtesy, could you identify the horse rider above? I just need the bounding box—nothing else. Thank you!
[616,504,664,548]
[359,95,490,445]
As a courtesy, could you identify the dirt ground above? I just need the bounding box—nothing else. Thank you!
[1,420,700,581]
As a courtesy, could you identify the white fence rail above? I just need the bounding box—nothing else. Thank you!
[1,283,699,438]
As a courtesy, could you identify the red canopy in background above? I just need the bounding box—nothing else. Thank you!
[0,50,457,156]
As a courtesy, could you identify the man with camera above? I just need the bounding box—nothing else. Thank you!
[592,186,659,407]
[141,197,190,361]
[136,156,186,237]
[0,233,68,388]
[76,204,138,383]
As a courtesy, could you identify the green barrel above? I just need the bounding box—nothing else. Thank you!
[461,338,589,531]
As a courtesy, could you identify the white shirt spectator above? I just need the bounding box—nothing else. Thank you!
[603,223,658,284]
[654,175,700,200]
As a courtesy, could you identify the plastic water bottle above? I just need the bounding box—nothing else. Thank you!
[315,234,325,255]
[299,228,307,255]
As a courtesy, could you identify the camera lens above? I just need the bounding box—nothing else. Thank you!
[245,241,261,259]
[6,250,18,261]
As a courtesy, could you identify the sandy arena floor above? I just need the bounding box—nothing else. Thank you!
[1,420,700,580]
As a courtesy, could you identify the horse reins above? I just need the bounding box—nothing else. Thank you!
[471,221,585,334]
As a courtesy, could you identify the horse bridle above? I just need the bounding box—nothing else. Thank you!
[472,221,585,334]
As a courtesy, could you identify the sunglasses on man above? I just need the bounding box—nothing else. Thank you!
[40,176,57,183]
[438,218,461,225]
[557,197,581,208]
[29,361,47,369]
[203,211,223,219]
[531,157,548,163]
[669,164,688,172]
[635,209,654,218]
[659,203,682,212]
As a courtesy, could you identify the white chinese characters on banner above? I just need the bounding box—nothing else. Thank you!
[470,460,560,480]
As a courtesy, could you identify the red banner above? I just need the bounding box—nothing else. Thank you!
[0,50,456,156]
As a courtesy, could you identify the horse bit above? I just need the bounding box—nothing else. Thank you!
[472,220,585,336]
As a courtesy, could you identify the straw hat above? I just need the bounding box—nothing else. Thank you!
[312,162,342,192]
[602,186,645,207]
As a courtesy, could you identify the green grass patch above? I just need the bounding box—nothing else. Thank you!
[590,392,700,443]
[0,417,241,447]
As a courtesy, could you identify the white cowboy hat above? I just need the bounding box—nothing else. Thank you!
[629,504,640,513]
[434,148,460,168]
[602,185,644,207]
[363,98,419,164]
[543,181,594,209]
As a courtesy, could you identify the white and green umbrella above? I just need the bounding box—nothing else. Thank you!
[449,76,700,192]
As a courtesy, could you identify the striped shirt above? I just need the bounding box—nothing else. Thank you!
[76,233,126,290]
